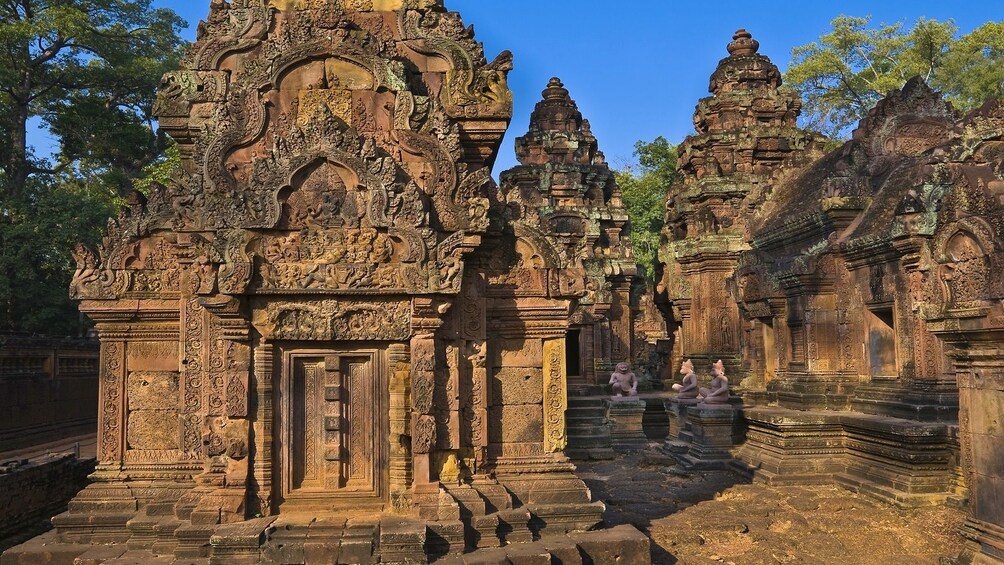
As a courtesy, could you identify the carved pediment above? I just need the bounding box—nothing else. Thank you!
[74,0,513,306]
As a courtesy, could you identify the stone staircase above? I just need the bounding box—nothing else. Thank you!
[443,481,533,552]
[3,443,631,564]
[564,394,614,461]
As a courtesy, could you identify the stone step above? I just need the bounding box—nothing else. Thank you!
[444,485,488,517]
[173,523,216,560]
[564,447,616,461]
[566,418,611,428]
[425,520,465,560]
[98,550,176,565]
[566,401,607,409]
[565,438,613,450]
[435,524,650,565]
[470,481,513,513]
[494,508,533,546]
[377,516,426,564]
[5,518,651,564]
[566,396,613,460]
[568,385,607,397]
[570,411,606,419]
[567,400,607,410]
[567,432,613,442]
[124,515,161,550]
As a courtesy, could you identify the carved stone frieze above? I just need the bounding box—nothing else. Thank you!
[260,299,411,341]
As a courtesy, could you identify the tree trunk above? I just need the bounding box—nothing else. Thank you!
[7,98,30,199]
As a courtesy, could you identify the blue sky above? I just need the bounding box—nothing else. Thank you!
[69,1,1003,175]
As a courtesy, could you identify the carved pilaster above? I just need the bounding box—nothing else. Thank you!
[98,340,127,467]
[542,338,567,453]
[250,337,274,516]
[410,297,451,487]
[181,297,207,460]
[388,342,412,508]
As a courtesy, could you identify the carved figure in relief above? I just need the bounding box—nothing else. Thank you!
[71,244,101,289]
[673,359,700,399]
[608,362,638,399]
[699,360,730,405]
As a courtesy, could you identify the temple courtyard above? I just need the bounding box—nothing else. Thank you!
[580,447,965,565]
[0,0,1002,563]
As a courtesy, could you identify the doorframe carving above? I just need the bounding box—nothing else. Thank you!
[273,343,390,511]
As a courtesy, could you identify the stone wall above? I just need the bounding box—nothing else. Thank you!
[0,335,99,452]
[0,453,95,553]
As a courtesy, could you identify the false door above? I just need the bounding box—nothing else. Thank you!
[281,348,386,507]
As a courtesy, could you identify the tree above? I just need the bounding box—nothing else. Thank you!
[0,1,187,334]
[618,137,679,285]
[0,176,116,335]
[0,0,187,199]
[785,16,1004,138]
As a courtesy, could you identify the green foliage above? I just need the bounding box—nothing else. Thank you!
[785,16,1004,137]
[0,179,116,335]
[132,143,181,196]
[0,1,187,334]
[0,0,187,198]
[618,137,679,285]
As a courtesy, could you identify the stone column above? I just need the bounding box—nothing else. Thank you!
[250,337,274,516]
[409,297,449,516]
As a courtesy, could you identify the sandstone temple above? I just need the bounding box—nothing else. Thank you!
[2,2,1003,564]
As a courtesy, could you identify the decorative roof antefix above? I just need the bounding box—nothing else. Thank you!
[850,76,961,162]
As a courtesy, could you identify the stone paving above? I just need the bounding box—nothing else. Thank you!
[577,446,966,565]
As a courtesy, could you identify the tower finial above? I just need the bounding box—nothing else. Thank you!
[728,29,759,56]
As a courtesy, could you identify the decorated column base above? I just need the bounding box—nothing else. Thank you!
[608,399,648,451]
[673,402,741,471]
[664,396,701,455]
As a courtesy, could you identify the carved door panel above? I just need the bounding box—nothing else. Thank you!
[282,348,385,507]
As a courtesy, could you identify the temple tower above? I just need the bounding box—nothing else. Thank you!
[657,29,817,379]
[500,78,637,388]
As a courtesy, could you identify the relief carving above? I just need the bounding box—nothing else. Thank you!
[264,300,411,341]
[542,338,567,453]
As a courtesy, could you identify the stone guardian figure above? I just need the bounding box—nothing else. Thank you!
[698,360,730,405]
[609,362,639,399]
[672,359,700,399]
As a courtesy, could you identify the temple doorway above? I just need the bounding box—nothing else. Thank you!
[566,328,584,384]
[275,346,388,511]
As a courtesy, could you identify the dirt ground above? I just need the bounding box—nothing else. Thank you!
[576,446,965,565]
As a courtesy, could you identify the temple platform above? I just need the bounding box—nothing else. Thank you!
[1,515,649,565]
[732,407,962,508]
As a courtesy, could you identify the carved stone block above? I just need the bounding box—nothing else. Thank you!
[127,372,180,411]
[493,368,544,405]
[489,405,543,444]
[126,342,180,372]
[127,410,180,451]
[491,339,543,369]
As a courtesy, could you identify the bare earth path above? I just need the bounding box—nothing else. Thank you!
[576,447,965,565]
